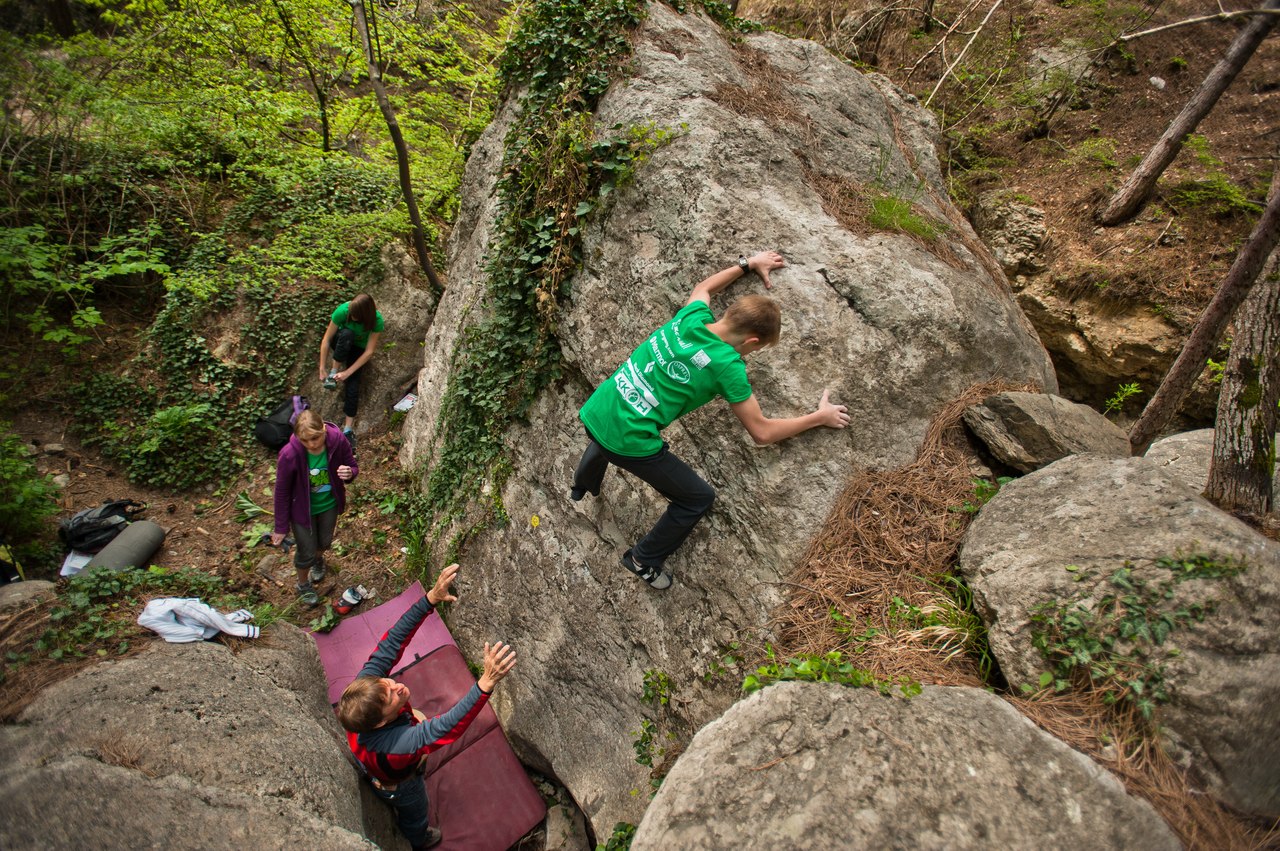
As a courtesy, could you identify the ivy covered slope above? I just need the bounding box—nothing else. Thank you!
[405,0,749,560]
[0,0,509,495]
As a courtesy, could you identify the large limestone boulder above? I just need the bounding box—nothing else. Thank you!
[962,390,1129,472]
[1146,427,1280,503]
[958,454,1280,816]
[0,624,397,850]
[402,4,1055,834]
[632,682,1177,850]
[304,243,436,437]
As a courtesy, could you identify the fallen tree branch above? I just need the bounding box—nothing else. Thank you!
[924,0,1004,108]
[1118,8,1280,42]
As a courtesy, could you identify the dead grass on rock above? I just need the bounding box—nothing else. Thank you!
[770,379,1275,849]
[1013,690,1278,850]
[771,380,1021,685]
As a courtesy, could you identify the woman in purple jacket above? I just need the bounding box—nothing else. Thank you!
[272,409,359,607]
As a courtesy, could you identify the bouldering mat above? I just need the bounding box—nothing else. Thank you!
[313,583,546,850]
[400,646,547,850]
[313,581,451,704]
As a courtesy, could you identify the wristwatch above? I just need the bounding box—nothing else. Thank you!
[737,255,750,274]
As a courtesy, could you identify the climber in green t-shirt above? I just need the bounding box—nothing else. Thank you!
[318,293,386,446]
[572,251,850,589]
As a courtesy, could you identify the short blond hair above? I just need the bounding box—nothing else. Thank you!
[294,409,325,440]
[723,295,781,346]
[337,676,387,733]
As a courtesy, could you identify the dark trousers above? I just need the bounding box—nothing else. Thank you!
[372,774,430,847]
[572,431,715,568]
[291,507,337,572]
[331,328,365,418]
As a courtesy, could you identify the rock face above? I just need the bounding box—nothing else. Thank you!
[632,682,1178,850]
[1146,428,1280,503]
[0,624,398,850]
[962,390,1129,472]
[972,191,1050,278]
[304,243,436,437]
[958,454,1280,816]
[401,5,1055,834]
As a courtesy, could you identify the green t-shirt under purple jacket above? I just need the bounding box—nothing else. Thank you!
[579,301,753,457]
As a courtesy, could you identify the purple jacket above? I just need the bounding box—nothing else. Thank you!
[273,423,359,534]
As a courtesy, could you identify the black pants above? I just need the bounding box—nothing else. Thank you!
[572,430,715,568]
[332,329,365,419]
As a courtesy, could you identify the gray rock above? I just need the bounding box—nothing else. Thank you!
[962,391,1129,472]
[0,579,56,613]
[958,454,1280,816]
[304,243,437,437]
[632,682,1178,850]
[544,803,590,851]
[51,473,70,488]
[1146,428,1280,503]
[400,5,1055,837]
[972,190,1049,278]
[42,443,65,455]
[1028,42,1094,86]
[0,623,399,848]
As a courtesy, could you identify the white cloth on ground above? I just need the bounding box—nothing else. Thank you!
[137,597,260,642]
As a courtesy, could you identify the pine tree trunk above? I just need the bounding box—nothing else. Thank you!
[349,0,443,294]
[1099,0,1280,226]
[1129,158,1280,456]
[1205,248,1280,513]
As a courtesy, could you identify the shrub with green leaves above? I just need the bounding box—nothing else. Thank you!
[35,565,257,662]
[1029,554,1244,718]
[742,646,921,697]
[0,424,59,564]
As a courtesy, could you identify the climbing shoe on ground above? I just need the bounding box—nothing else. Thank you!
[621,549,672,590]
[335,584,371,615]
[296,582,320,608]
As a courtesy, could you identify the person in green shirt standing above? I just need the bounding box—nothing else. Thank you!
[572,250,850,589]
[318,293,385,445]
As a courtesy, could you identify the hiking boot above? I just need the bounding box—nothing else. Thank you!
[296,582,320,608]
[342,427,356,448]
[323,369,338,390]
[621,549,672,590]
[413,827,443,850]
[308,559,326,584]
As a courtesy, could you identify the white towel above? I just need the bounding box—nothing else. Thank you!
[137,598,261,642]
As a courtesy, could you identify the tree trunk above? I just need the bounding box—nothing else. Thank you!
[1099,0,1280,226]
[273,0,332,152]
[348,0,442,293]
[1129,159,1280,456]
[1205,248,1280,513]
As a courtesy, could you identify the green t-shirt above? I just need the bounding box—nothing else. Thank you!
[579,301,753,457]
[307,450,337,515]
[331,302,386,349]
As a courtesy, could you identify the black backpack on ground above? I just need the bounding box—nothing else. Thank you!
[59,499,147,553]
[253,395,310,451]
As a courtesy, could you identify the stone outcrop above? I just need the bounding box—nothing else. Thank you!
[0,623,399,849]
[958,454,1280,816]
[962,390,1129,472]
[632,682,1178,850]
[303,243,436,437]
[401,4,1054,835]
[1145,427,1280,503]
[972,190,1050,279]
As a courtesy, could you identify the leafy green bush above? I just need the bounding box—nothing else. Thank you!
[742,646,921,697]
[35,565,256,661]
[1029,554,1244,718]
[0,424,59,564]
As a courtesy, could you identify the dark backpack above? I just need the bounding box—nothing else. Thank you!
[254,395,310,451]
[59,499,147,553]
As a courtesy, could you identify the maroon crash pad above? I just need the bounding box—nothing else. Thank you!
[313,584,545,850]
